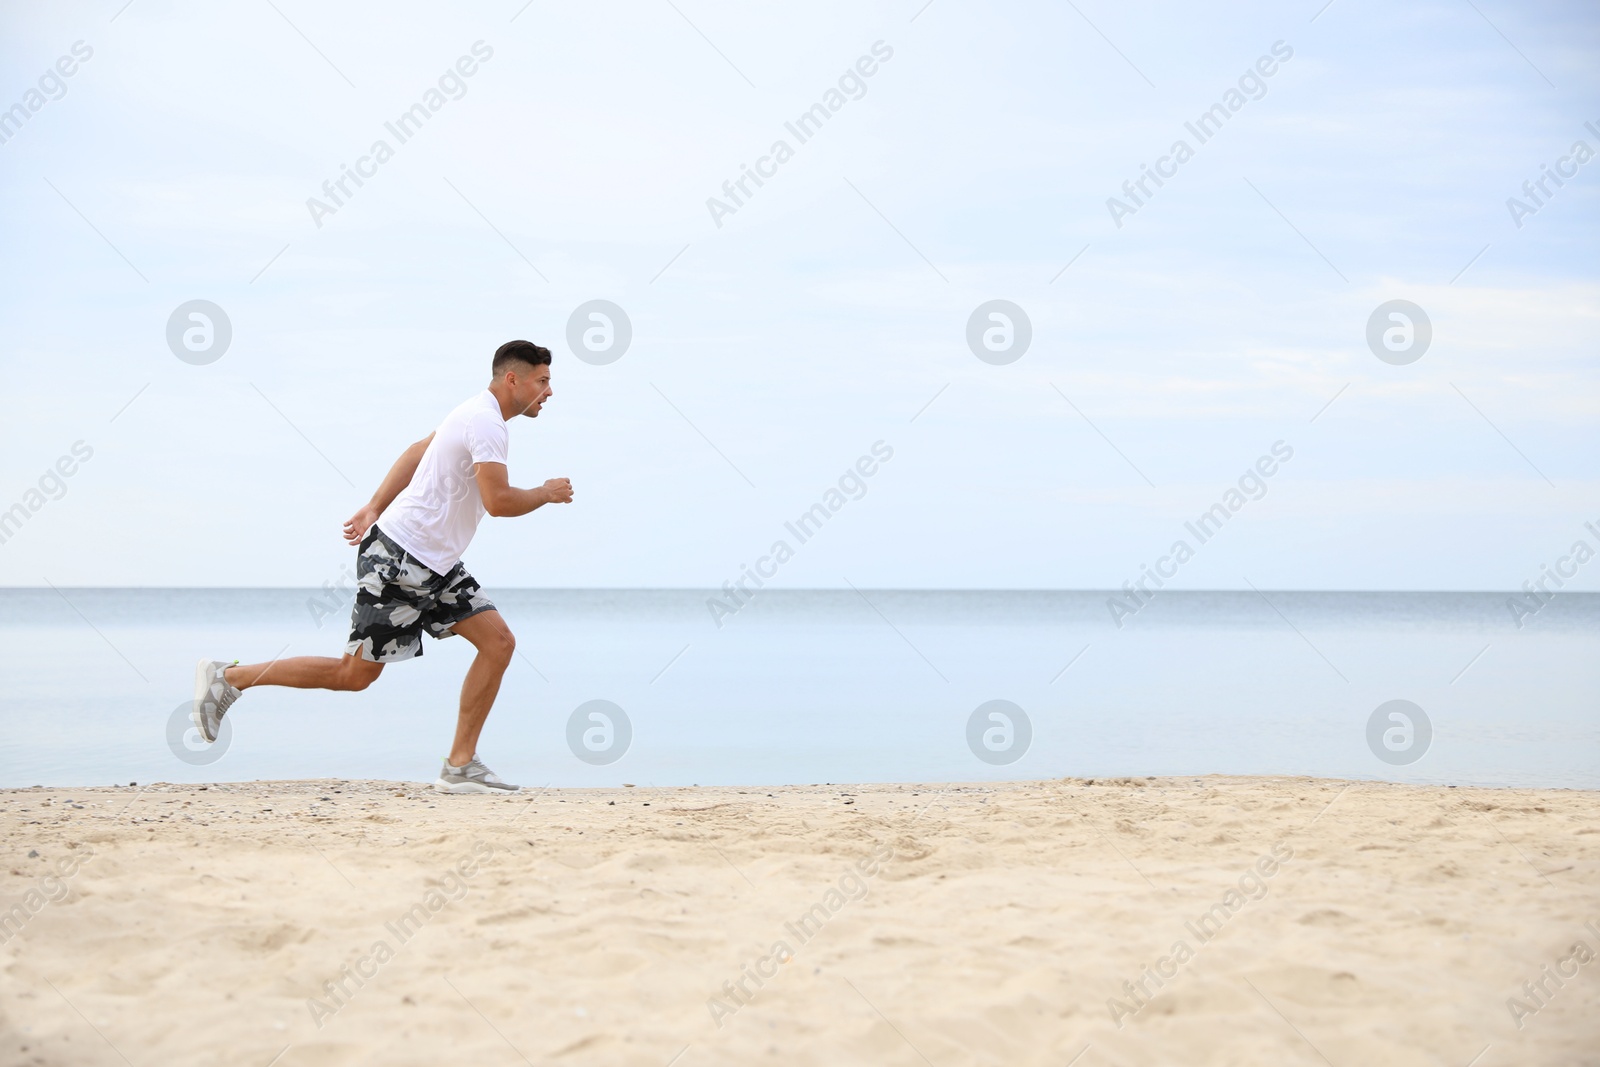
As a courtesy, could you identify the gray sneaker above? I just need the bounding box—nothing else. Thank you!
[192,659,241,743]
[434,756,519,794]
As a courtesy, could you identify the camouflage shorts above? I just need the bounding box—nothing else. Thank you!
[345,525,496,663]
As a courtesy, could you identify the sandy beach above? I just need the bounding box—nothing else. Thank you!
[1,775,1595,1066]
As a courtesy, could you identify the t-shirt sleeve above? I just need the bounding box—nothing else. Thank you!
[465,410,509,466]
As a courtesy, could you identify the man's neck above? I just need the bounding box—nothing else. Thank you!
[486,383,515,421]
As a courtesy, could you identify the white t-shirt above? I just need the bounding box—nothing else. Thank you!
[378,390,508,575]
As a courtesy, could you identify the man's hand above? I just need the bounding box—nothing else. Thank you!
[343,504,381,545]
[541,477,574,504]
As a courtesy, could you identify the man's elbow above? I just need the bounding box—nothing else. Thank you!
[483,489,524,518]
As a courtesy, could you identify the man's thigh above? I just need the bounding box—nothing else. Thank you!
[444,608,514,656]
[422,565,498,643]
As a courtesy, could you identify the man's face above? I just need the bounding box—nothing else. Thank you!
[508,363,552,418]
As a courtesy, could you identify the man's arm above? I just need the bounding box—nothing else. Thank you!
[475,461,573,517]
[342,432,435,545]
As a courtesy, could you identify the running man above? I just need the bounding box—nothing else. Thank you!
[192,340,572,793]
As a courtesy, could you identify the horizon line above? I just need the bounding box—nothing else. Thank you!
[0,585,1589,596]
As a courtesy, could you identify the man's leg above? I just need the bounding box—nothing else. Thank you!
[444,610,516,766]
[225,655,383,692]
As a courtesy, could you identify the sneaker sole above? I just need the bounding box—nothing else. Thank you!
[433,778,519,794]
[191,659,217,743]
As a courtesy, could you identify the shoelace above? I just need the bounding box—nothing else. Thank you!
[467,760,501,783]
[210,665,240,713]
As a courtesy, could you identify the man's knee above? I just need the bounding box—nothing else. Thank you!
[457,612,515,664]
[339,657,383,691]
[488,626,515,663]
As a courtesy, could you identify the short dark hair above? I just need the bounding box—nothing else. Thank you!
[492,340,551,376]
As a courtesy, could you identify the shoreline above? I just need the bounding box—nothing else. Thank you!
[4,772,1595,793]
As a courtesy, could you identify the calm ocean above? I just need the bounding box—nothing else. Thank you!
[0,589,1594,789]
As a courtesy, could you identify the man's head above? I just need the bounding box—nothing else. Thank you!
[490,339,553,418]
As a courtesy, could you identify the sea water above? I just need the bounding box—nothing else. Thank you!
[0,588,1594,789]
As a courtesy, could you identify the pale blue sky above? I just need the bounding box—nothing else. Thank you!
[1,0,1596,590]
